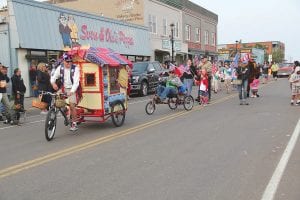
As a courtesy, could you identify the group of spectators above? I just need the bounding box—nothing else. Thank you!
[158,56,264,106]
[0,62,26,125]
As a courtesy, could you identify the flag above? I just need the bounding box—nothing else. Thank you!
[230,53,240,69]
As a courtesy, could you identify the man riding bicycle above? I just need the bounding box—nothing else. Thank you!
[50,54,80,131]
[156,68,183,103]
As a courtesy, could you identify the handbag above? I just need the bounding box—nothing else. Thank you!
[32,95,48,110]
[232,79,242,85]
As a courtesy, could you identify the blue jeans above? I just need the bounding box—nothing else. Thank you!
[31,80,39,97]
[184,78,193,96]
[237,79,248,100]
[157,85,177,100]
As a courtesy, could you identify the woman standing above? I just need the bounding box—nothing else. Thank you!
[262,61,269,84]
[236,61,250,105]
[37,63,51,114]
[182,59,196,96]
[11,68,26,124]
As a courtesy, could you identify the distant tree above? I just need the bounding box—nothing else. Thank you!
[272,49,284,63]
[254,43,266,50]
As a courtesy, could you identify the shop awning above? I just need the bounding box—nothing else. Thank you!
[68,46,133,68]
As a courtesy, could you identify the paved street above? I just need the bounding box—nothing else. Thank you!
[0,78,299,200]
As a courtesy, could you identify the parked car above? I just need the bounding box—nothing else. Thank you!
[130,61,168,96]
[278,63,294,77]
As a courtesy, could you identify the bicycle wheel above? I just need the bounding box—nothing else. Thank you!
[111,101,126,127]
[168,98,178,110]
[45,109,57,141]
[145,101,156,115]
[183,95,194,111]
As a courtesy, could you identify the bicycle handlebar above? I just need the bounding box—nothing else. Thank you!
[39,91,68,97]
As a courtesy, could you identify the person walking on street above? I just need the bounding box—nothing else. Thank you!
[262,61,269,84]
[271,61,279,80]
[236,61,250,105]
[37,63,52,114]
[223,63,232,94]
[199,55,212,101]
[50,55,80,131]
[289,66,300,105]
[0,65,12,124]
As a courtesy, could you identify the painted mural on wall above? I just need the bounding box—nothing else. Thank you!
[58,13,80,48]
[58,12,134,49]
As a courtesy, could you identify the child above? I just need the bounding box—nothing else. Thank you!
[250,78,260,98]
[289,66,300,105]
[223,63,232,94]
[195,69,209,106]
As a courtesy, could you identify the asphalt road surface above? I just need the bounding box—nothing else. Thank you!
[0,78,299,200]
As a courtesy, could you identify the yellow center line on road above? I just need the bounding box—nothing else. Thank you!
[0,93,238,179]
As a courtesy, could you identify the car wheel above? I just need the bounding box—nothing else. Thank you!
[140,81,148,96]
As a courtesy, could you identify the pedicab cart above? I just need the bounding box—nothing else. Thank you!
[44,46,132,141]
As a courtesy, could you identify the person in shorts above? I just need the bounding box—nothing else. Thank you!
[289,66,300,105]
[50,54,80,131]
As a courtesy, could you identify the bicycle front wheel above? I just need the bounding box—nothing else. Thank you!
[183,95,194,111]
[45,109,57,141]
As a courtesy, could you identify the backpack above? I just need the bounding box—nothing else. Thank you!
[60,64,83,103]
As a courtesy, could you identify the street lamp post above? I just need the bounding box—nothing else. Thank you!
[170,23,175,63]
[235,40,239,53]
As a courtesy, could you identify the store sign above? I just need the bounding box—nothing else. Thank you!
[162,40,181,51]
[80,24,134,48]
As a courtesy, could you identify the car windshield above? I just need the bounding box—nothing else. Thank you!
[132,63,148,73]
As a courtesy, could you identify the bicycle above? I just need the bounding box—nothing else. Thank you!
[145,87,194,115]
[41,91,70,141]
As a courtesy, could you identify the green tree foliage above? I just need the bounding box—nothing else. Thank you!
[272,49,284,63]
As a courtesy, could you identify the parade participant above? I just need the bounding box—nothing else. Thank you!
[250,78,260,98]
[289,66,300,105]
[211,62,220,93]
[236,61,250,105]
[11,68,26,124]
[223,63,232,94]
[199,55,212,101]
[50,55,80,131]
[262,61,269,84]
[156,68,183,103]
[182,59,196,96]
[37,63,52,114]
[0,65,12,124]
[271,61,279,80]
[195,69,209,106]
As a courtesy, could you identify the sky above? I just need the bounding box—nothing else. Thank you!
[190,0,300,62]
[1,0,300,61]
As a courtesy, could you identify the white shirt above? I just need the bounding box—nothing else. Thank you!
[50,64,80,93]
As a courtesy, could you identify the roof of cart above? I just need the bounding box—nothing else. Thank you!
[67,46,132,67]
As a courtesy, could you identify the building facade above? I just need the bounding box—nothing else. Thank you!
[0,0,151,97]
[50,0,218,63]
[218,41,285,61]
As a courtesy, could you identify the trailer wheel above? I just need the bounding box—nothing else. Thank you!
[111,101,126,127]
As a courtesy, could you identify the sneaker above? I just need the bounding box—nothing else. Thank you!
[69,122,78,131]
[291,100,294,105]
[4,120,13,124]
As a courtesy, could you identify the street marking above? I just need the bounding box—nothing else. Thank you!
[261,118,300,200]
[0,93,237,179]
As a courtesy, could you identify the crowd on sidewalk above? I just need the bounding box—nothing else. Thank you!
[1,56,299,126]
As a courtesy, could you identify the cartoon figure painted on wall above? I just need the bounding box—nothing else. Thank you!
[58,13,72,48]
[68,15,79,46]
